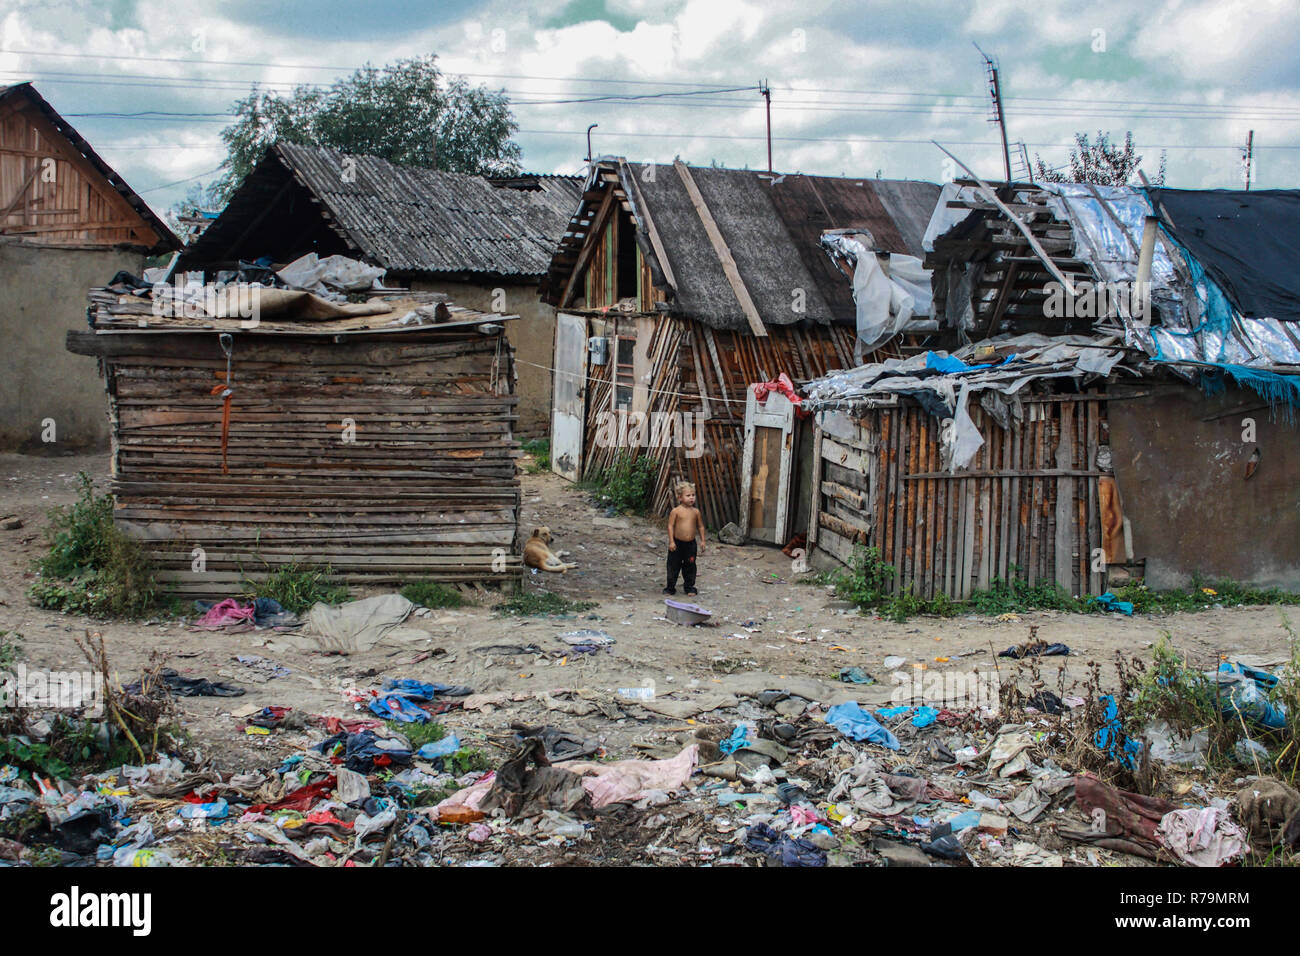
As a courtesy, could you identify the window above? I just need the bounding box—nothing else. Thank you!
[614,333,635,410]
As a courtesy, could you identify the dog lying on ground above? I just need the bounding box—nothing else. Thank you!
[523,526,578,572]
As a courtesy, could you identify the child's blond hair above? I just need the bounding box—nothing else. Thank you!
[674,480,695,503]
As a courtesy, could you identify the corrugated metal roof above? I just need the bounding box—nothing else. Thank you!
[183,144,580,279]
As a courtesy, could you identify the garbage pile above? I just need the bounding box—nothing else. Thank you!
[3,650,1296,868]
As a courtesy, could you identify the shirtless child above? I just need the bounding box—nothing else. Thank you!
[665,481,706,596]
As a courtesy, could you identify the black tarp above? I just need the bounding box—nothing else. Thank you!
[1152,188,1300,323]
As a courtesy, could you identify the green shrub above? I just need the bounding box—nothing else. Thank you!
[494,591,597,616]
[243,564,349,615]
[521,438,550,473]
[29,473,158,618]
[587,452,658,514]
[400,580,467,609]
[968,570,1084,615]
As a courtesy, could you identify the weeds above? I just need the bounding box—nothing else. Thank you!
[243,563,349,615]
[390,720,446,748]
[399,580,467,609]
[521,438,550,474]
[443,746,492,775]
[583,452,658,514]
[29,473,158,618]
[495,591,598,616]
[969,570,1083,615]
[827,547,959,621]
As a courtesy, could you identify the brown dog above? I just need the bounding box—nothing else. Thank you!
[523,526,577,573]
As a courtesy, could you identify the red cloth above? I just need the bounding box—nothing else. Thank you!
[248,776,336,815]
[193,598,255,630]
[752,373,802,407]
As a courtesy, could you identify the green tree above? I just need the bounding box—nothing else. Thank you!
[1034,131,1166,186]
[216,55,522,200]
[166,180,224,244]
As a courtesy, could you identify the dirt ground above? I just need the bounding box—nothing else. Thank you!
[1,451,1295,866]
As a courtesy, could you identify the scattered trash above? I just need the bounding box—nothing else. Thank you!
[998,641,1069,659]
[824,701,901,750]
[1090,592,1135,615]
[837,667,875,685]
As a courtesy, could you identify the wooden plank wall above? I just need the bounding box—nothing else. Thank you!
[0,98,158,247]
[581,316,857,527]
[103,331,522,595]
[810,393,1109,599]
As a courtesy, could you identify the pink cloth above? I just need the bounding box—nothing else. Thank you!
[194,598,255,630]
[752,373,802,408]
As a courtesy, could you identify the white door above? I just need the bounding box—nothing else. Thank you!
[551,312,587,481]
[740,389,797,543]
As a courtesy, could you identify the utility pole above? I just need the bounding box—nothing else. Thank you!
[760,80,772,175]
[976,44,1012,182]
[1243,130,1254,190]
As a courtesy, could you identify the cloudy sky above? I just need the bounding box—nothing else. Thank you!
[3,0,1299,219]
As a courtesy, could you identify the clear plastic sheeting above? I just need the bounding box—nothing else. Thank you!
[1042,184,1300,369]
[277,253,387,302]
[922,183,981,253]
[820,232,934,358]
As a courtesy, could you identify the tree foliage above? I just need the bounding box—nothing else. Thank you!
[1034,131,1166,186]
[216,55,522,200]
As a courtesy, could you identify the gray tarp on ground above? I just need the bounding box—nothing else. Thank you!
[304,594,415,653]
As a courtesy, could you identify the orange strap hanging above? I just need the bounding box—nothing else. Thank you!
[210,333,234,475]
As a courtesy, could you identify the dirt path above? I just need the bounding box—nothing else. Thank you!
[2,452,1295,777]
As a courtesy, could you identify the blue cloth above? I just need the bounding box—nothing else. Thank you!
[719,725,751,755]
[926,353,991,374]
[825,701,901,750]
[1091,591,1134,615]
[1094,694,1142,769]
[875,704,939,728]
[369,694,429,724]
[381,678,472,700]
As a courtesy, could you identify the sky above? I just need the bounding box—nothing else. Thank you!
[3,0,1299,221]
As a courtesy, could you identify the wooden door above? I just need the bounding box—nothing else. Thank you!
[551,312,587,481]
[740,389,797,543]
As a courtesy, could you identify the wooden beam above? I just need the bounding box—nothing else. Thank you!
[620,159,677,293]
[673,161,767,338]
[932,142,1077,297]
[559,188,617,308]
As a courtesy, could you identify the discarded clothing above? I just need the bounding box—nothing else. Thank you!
[382,678,472,700]
[826,752,926,816]
[479,737,590,819]
[1069,773,1177,860]
[317,731,413,774]
[1158,807,1248,867]
[743,822,826,867]
[234,654,291,679]
[838,667,875,685]
[510,724,600,762]
[368,695,429,724]
[192,598,256,630]
[1235,778,1300,851]
[252,597,300,628]
[1026,691,1064,715]
[998,641,1070,659]
[718,725,751,755]
[248,777,336,815]
[825,701,901,750]
[126,669,244,698]
[1091,592,1134,615]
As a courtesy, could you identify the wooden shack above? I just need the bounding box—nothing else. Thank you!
[540,158,938,526]
[67,287,522,596]
[178,144,581,439]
